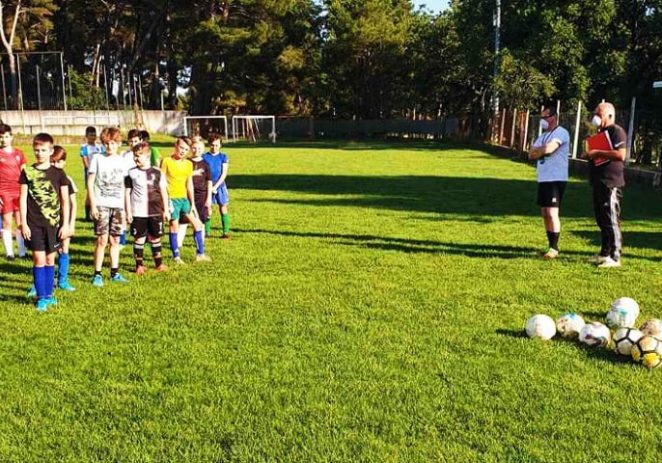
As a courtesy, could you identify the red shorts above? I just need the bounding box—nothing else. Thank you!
[0,193,19,214]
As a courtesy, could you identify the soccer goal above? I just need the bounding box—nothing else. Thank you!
[183,115,229,140]
[231,115,276,143]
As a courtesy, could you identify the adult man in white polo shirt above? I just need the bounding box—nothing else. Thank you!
[528,105,571,259]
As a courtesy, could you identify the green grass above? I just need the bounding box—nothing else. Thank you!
[1,139,662,462]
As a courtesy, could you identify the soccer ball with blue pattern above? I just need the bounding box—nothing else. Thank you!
[606,297,639,328]
[579,322,611,347]
[555,313,585,339]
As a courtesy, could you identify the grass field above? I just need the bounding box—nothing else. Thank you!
[1,138,662,462]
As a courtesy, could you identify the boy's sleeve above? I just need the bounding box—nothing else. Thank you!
[88,153,99,174]
[205,164,211,182]
[19,169,28,185]
[124,174,132,189]
[68,176,78,194]
[80,145,87,158]
[18,149,26,167]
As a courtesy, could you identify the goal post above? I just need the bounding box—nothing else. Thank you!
[231,115,276,143]
[183,115,229,140]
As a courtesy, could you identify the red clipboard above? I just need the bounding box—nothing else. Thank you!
[586,131,613,167]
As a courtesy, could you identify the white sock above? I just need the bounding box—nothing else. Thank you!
[2,229,13,257]
[15,229,25,257]
[177,224,188,248]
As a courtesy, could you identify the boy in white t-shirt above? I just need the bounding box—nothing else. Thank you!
[87,127,132,286]
[528,105,570,259]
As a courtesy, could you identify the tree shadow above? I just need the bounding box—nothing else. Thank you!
[233,174,661,221]
[572,230,662,253]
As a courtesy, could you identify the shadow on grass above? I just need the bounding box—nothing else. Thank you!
[495,328,527,339]
[234,174,660,221]
[572,230,662,253]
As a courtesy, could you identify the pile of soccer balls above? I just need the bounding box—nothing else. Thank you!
[525,297,662,369]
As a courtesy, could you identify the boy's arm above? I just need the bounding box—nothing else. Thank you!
[186,175,197,215]
[69,192,77,233]
[19,184,30,240]
[124,187,133,224]
[58,184,70,239]
[160,179,170,221]
[86,172,97,218]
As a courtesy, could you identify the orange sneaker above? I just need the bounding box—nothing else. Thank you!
[155,264,168,272]
[135,265,146,275]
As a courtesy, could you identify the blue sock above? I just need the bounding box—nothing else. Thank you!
[169,232,180,257]
[44,266,55,298]
[120,231,126,245]
[58,253,70,285]
[194,230,204,255]
[33,266,46,300]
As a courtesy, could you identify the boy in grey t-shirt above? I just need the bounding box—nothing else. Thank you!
[527,105,570,259]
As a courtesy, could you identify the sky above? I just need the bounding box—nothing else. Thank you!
[413,0,450,13]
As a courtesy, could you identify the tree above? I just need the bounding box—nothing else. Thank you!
[0,0,21,108]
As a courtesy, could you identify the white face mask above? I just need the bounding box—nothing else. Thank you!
[591,115,602,127]
[540,119,549,131]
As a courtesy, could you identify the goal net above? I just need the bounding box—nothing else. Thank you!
[232,115,276,143]
[183,115,229,140]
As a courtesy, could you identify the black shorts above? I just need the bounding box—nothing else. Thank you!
[537,181,566,207]
[131,216,163,239]
[27,224,61,253]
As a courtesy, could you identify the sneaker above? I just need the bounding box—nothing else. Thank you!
[155,264,168,272]
[135,265,146,275]
[598,257,622,268]
[588,254,609,264]
[27,285,36,298]
[35,298,49,312]
[92,274,104,287]
[542,248,559,260]
[221,234,230,240]
[111,273,128,283]
[195,253,212,262]
[173,256,186,265]
[58,281,76,291]
[45,296,58,307]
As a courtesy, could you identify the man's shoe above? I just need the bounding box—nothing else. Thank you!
[542,248,559,260]
[111,273,128,283]
[58,281,76,291]
[589,254,609,264]
[35,298,49,312]
[195,253,212,262]
[92,274,104,287]
[135,265,146,275]
[598,257,622,268]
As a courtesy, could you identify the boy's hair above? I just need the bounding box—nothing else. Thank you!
[177,136,192,147]
[100,127,122,144]
[0,124,12,135]
[85,126,97,136]
[140,130,150,141]
[192,135,204,143]
[33,133,54,146]
[208,132,222,143]
[131,141,151,157]
[127,128,140,139]
[51,145,67,163]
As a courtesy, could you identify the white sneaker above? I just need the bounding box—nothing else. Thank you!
[542,248,559,260]
[173,256,186,265]
[598,257,621,268]
[589,255,608,264]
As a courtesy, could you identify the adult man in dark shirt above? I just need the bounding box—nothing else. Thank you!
[584,102,627,268]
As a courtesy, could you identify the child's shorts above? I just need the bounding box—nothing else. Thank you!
[170,198,192,221]
[94,206,124,236]
[211,184,229,206]
[27,223,61,253]
[0,193,20,214]
[131,216,163,239]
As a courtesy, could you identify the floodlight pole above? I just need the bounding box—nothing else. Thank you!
[60,52,67,111]
[492,0,501,115]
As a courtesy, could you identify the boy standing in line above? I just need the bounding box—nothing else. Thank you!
[87,127,131,286]
[0,124,27,259]
[140,130,161,167]
[19,133,70,312]
[125,142,170,274]
[160,137,210,263]
[178,137,212,245]
[203,133,231,239]
[79,126,105,221]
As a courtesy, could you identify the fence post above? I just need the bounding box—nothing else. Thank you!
[510,109,517,148]
[572,101,582,159]
[626,96,636,165]
[499,108,506,145]
[522,109,530,152]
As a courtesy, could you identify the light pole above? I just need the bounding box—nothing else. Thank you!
[492,0,501,115]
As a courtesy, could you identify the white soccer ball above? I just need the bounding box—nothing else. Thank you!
[556,313,585,339]
[525,314,556,340]
[611,328,643,356]
[639,319,662,337]
[606,297,640,328]
[579,322,611,347]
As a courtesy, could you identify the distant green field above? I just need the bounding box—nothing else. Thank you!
[1,139,662,462]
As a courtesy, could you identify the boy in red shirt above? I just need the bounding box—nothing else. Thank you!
[0,124,27,260]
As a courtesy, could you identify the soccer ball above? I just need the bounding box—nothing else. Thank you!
[606,297,640,328]
[525,314,556,340]
[631,335,662,369]
[579,322,611,347]
[555,313,585,339]
[639,319,662,337]
[611,328,643,356]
